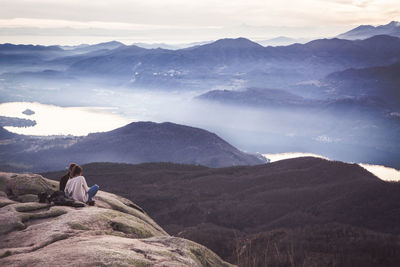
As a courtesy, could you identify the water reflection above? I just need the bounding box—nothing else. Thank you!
[0,102,130,136]
[1,102,398,182]
[263,152,400,182]
[263,152,328,162]
[359,164,400,182]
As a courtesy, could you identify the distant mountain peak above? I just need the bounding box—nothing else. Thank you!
[204,37,263,49]
[4,121,265,170]
[364,34,399,41]
[338,21,400,40]
[102,40,124,45]
[89,40,125,49]
[386,21,400,27]
[60,40,125,52]
[352,24,374,30]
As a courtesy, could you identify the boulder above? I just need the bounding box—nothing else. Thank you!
[0,172,234,266]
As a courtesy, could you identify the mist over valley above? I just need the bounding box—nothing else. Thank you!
[1,19,400,266]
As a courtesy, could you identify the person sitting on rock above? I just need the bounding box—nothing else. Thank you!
[59,163,77,191]
[64,164,99,206]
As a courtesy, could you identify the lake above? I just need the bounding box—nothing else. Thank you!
[0,102,130,136]
[1,102,398,182]
[263,152,400,182]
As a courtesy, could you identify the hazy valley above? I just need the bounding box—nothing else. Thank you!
[1,19,400,266]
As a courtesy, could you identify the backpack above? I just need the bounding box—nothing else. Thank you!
[38,192,49,203]
[38,191,85,207]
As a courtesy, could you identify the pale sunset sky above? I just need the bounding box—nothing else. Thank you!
[0,0,399,45]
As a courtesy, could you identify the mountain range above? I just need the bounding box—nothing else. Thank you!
[198,88,306,107]
[257,36,309,46]
[2,34,400,94]
[197,87,393,113]
[323,61,400,109]
[59,41,125,53]
[338,21,400,40]
[66,35,400,89]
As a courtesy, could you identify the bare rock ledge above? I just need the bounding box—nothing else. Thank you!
[0,172,234,267]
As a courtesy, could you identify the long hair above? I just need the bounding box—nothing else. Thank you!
[70,165,83,177]
[68,163,77,177]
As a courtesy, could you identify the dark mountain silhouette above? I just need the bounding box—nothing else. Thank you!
[277,35,400,67]
[44,157,400,266]
[182,37,266,63]
[60,40,125,53]
[197,87,391,114]
[0,41,123,71]
[258,36,306,46]
[324,61,400,109]
[0,116,36,129]
[62,121,265,167]
[1,69,73,82]
[0,122,266,172]
[0,125,18,139]
[0,41,123,55]
[131,40,212,50]
[197,88,306,107]
[67,44,151,77]
[0,43,64,61]
[0,43,62,53]
[201,37,263,49]
[0,43,65,67]
[338,21,400,40]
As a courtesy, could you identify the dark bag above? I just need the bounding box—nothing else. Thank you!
[38,192,49,203]
[39,191,85,207]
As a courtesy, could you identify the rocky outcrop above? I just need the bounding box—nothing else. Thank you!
[0,172,233,267]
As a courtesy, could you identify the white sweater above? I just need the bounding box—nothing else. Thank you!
[65,176,90,203]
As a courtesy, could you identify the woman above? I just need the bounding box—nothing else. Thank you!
[59,163,77,191]
[64,164,99,206]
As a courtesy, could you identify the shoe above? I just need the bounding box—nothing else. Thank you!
[87,200,95,206]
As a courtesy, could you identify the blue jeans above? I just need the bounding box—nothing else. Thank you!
[88,184,99,202]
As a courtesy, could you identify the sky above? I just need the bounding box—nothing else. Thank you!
[0,0,399,45]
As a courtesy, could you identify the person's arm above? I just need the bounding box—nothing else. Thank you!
[81,176,90,192]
